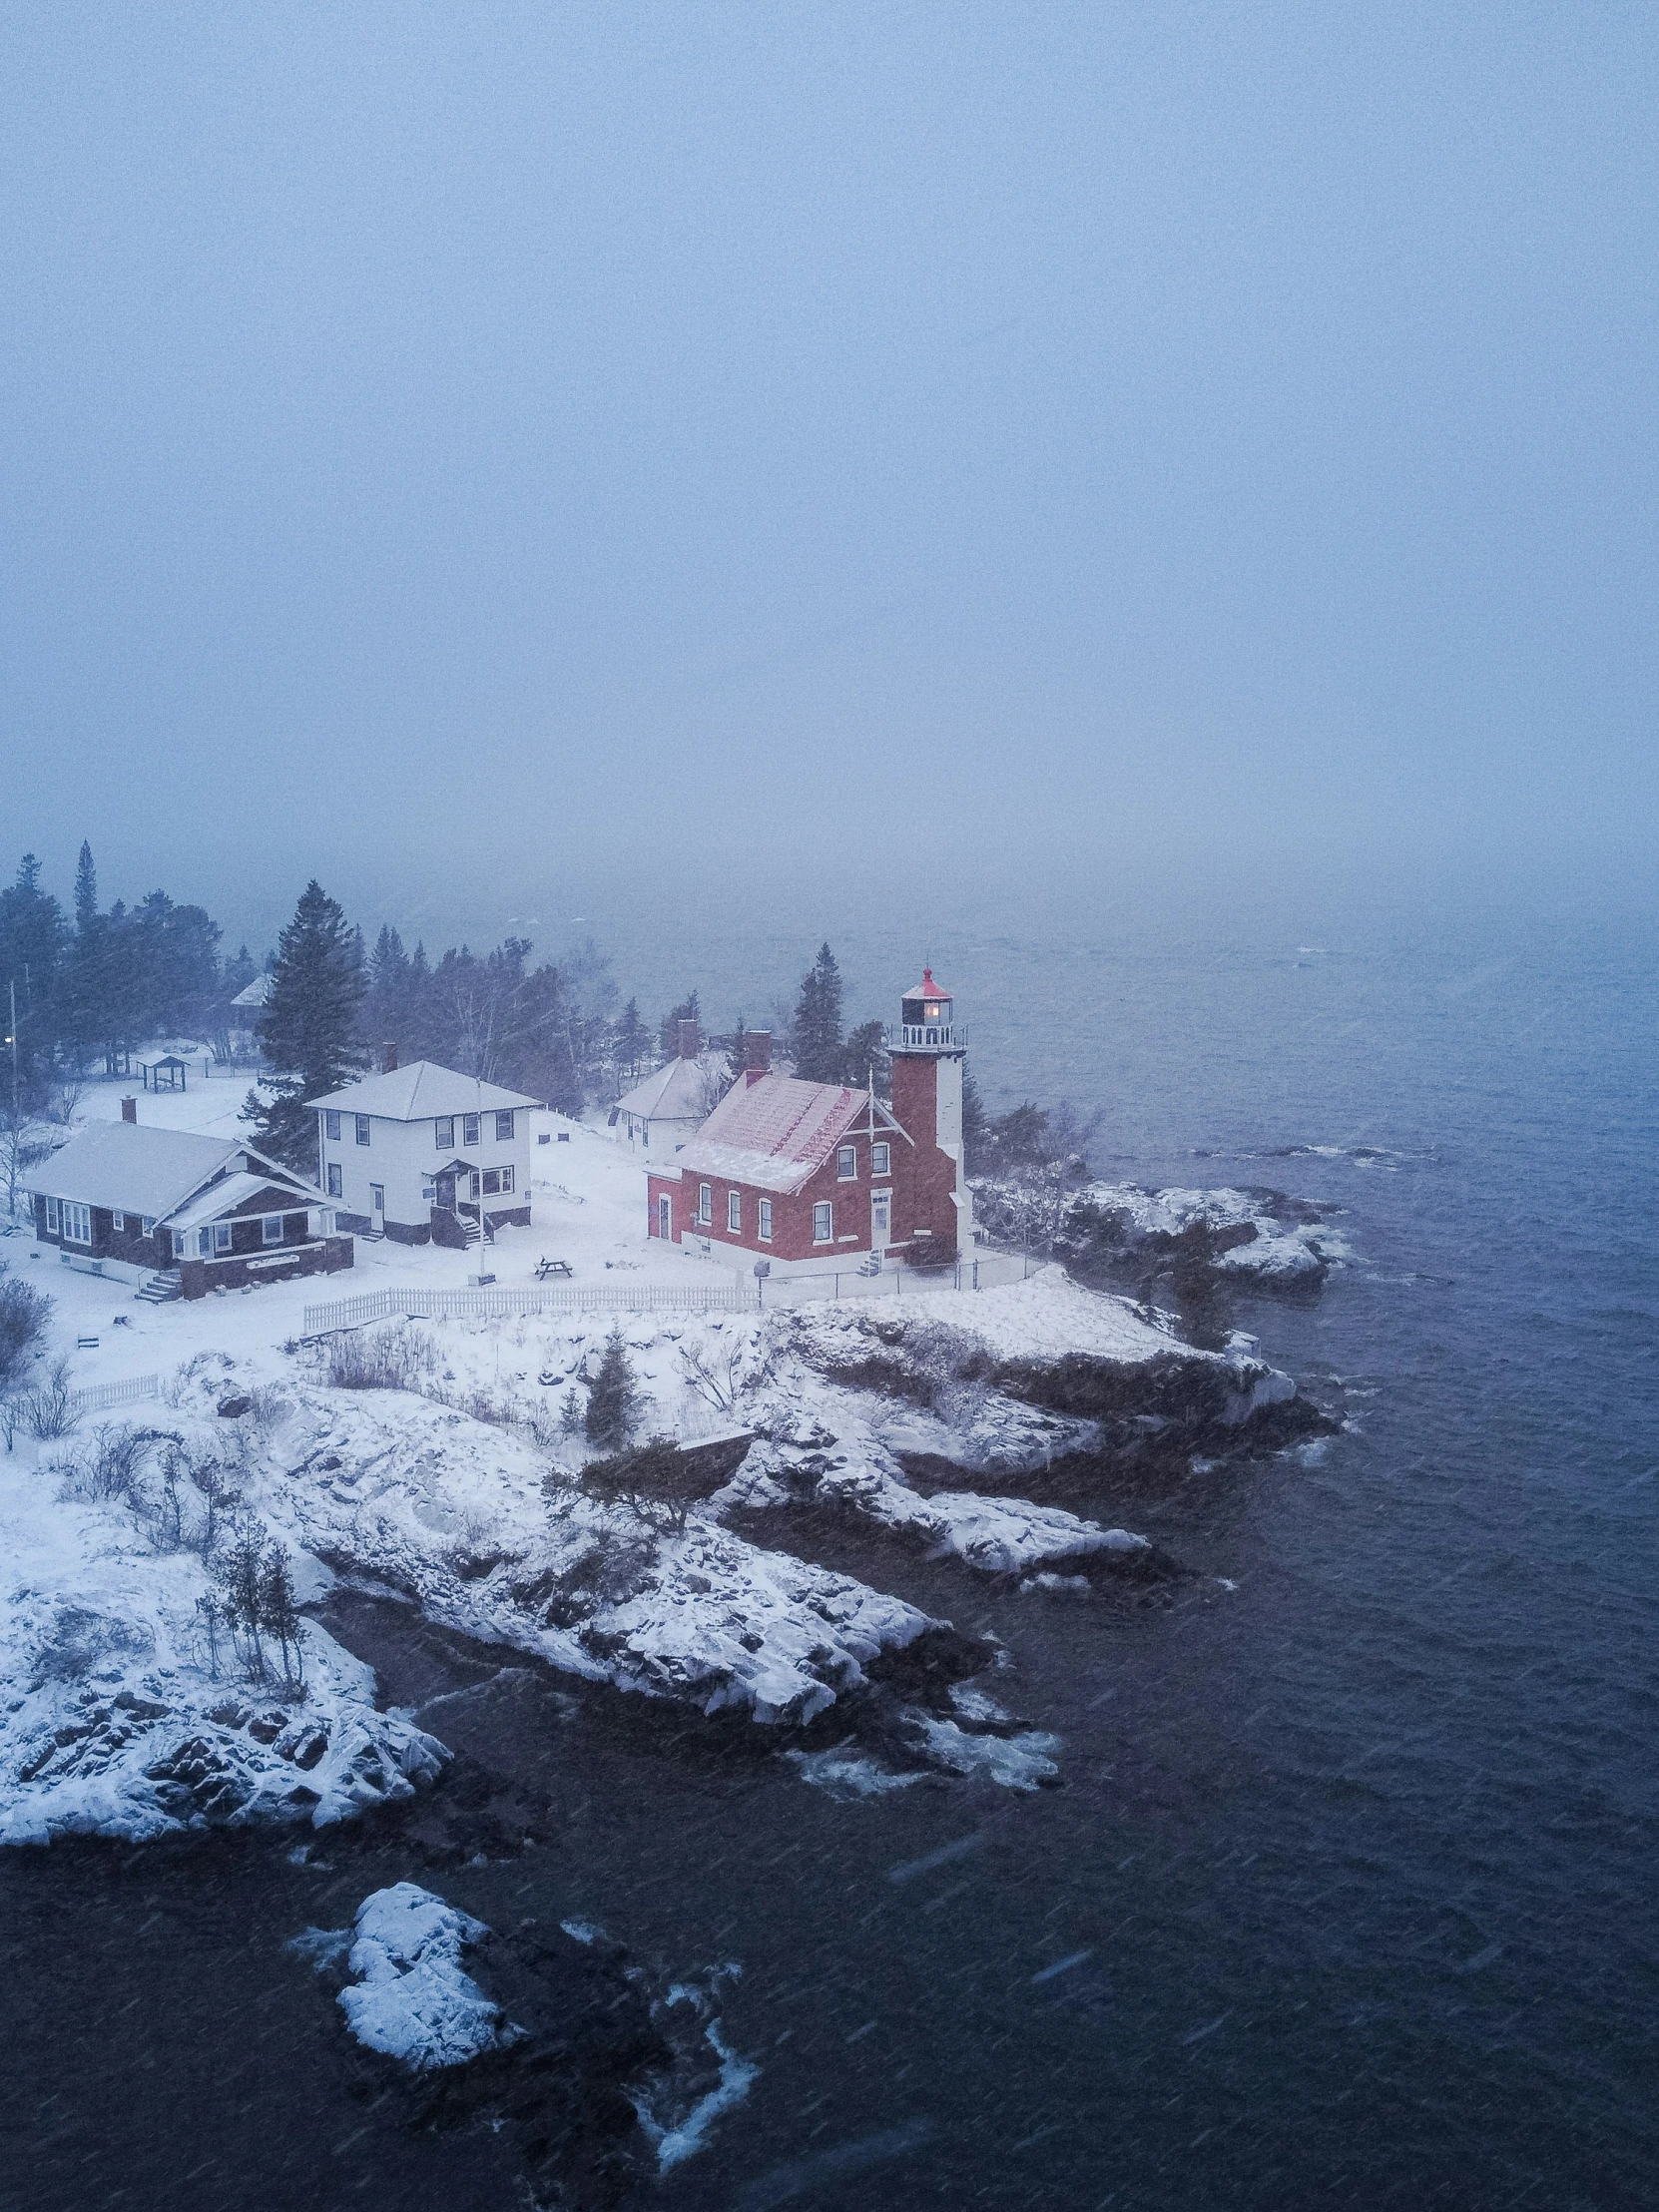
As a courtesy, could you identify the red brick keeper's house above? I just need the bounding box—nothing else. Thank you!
[647,969,975,1270]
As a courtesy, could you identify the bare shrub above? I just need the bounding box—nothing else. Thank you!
[321,1323,438,1391]
[529,1523,660,1624]
[57,1422,155,1502]
[23,1359,79,1440]
[31,1605,154,1687]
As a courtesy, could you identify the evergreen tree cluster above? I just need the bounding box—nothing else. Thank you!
[789,943,887,1089]
[0,846,231,1105]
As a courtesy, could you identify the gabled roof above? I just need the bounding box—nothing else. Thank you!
[305,1060,541,1119]
[25,1124,245,1218]
[615,1056,723,1124]
[25,1121,327,1223]
[675,1073,870,1195]
[167,1170,322,1234]
[230,974,272,1008]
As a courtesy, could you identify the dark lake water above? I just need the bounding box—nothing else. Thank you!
[5,887,1657,2210]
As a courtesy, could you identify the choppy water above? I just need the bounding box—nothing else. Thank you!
[5,890,1657,2209]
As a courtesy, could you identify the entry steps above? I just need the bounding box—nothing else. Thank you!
[136,1269,182,1305]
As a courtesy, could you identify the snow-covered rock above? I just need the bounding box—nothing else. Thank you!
[335,1884,509,2069]
[0,1453,446,1848]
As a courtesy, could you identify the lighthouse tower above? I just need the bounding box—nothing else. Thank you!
[889,967,975,1260]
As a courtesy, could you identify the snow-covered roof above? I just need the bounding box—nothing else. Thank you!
[305,1060,541,1120]
[25,1124,244,1218]
[25,1123,324,1223]
[230,974,272,1008]
[615,1056,722,1125]
[166,1169,324,1232]
[676,1073,867,1195]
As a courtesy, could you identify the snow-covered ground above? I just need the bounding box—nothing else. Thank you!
[1,1075,1316,1849]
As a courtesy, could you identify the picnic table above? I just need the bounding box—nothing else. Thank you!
[534,1256,573,1281]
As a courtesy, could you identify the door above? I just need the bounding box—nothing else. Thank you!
[435,1172,454,1213]
[369,1183,385,1233]
[658,1195,673,1242]
[870,1190,891,1251]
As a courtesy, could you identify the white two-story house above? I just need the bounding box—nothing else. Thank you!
[306,1055,542,1245]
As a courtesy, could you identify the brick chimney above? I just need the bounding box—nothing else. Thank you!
[379,1042,398,1073]
[676,1019,700,1060]
[121,1096,137,1124]
[744,1030,773,1083]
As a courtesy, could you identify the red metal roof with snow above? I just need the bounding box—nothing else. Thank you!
[675,1072,867,1195]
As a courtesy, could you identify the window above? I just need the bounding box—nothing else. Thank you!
[467,1171,480,1199]
[63,1201,92,1244]
[354,1115,371,1146]
[45,1196,60,1234]
[435,1116,454,1149]
[872,1141,890,1177]
[728,1190,742,1232]
[463,1113,480,1146]
[325,1162,343,1199]
[813,1201,832,1243]
[141,1216,156,1236]
[482,1169,500,1196]
[262,1215,283,1245]
[112,1211,125,1233]
[324,1110,341,1142]
[213,1222,233,1255]
[698,1183,712,1225]
[421,1179,436,1203]
[758,1199,773,1242]
[837,1145,856,1180]
[495,1110,514,1141]
[499,1164,514,1194]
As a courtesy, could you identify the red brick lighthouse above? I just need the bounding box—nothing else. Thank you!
[888,967,974,1262]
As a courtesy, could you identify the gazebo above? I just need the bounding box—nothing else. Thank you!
[140,1053,190,1093]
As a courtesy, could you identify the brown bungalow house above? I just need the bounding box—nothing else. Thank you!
[26,1118,352,1301]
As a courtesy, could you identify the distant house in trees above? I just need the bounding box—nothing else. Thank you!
[27,1119,350,1301]
[225,972,271,1061]
[610,1020,742,1154]
[305,1051,542,1244]
[647,970,974,1272]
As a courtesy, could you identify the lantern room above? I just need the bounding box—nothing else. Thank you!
[896,967,961,1051]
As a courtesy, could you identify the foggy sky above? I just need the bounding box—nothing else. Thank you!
[3,3,1655,951]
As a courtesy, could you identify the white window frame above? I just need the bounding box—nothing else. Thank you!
[326,1162,343,1199]
[262,1214,284,1245]
[463,1113,480,1147]
[872,1141,890,1177]
[758,1198,773,1242]
[435,1115,454,1149]
[698,1183,712,1225]
[813,1201,832,1244]
[62,1201,92,1245]
[728,1189,742,1233]
[482,1168,500,1195]
[323,1110,342,1142]
[141,1215,156,1235]
[44,1196,59,1234]
[499,1164,514,1194]
[494,1110,514,1141]
[112,1211,125,1233]
[212,1221,233,1256]
[354,1114,371,1146]
[837,1145,856,1180]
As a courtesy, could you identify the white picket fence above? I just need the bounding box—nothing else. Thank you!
[68,1373,163,1416]
[301,1281,758,1335]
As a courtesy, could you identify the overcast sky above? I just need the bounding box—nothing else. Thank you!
[3,3,1654,948]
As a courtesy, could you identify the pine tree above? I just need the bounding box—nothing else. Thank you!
[585,1327,644,1452]
[243,881,364,1168]
[840,1018,886,1090]
[613,997,650,1087]
[258,1544,304,1683]
[73,842,98,935]
[791,943,843,1082]
[660,989,701,1059]
[960,1065,989,1172]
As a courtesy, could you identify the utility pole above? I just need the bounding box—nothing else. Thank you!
[5,979,19,1223]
